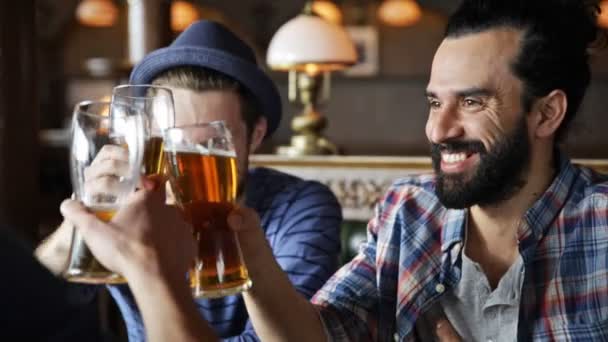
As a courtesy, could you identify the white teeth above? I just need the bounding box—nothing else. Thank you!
[441,153,468,163]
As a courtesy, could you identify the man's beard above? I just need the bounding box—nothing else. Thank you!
[431,116,530,209]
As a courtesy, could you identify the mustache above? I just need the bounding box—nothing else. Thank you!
[431,140,486,155]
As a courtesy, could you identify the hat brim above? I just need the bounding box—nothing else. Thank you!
[130,46,282,136]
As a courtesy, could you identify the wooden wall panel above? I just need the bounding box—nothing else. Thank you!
[0,1,40,241]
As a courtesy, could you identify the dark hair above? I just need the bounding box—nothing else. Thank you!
[152,66,262,138]
[445,0,603,141]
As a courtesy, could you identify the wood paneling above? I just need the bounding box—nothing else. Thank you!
[0,1,40,240]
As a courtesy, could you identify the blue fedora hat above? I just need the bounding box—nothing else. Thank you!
[130,20,282,136]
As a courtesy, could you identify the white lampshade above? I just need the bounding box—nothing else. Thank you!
[266,14,357,74]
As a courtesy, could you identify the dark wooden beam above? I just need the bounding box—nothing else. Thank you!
[0,1,40,242]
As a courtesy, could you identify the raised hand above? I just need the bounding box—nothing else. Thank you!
[61,178,195,282]
[83,144,131,201]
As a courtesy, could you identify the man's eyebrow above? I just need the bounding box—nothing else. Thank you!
[424,88,494,98]
[425,90,437,98]
[456,88,494,98]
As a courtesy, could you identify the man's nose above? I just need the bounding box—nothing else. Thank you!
[427,107,464,144]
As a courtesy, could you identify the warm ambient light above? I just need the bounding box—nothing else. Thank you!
[312,0,343,25]
[99,95,111,117]
[171,0,201,32]
[76,0,119,28]
[377,0,422,27]
[599,0,608,29]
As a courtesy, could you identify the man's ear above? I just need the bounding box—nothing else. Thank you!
[532,89,567,139]
[249,116,267,152]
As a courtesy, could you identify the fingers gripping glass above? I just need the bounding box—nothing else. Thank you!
[164,121,252,298]
[64,101,146,284]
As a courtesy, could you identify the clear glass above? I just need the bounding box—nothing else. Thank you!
[112,84,175,178]
[64,100,145,284]
[163,121,252,298]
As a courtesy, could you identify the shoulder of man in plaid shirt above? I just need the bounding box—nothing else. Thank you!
[312,155,608,341]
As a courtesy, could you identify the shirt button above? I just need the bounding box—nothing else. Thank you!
[487,339,495,342]
[435,283,445,294]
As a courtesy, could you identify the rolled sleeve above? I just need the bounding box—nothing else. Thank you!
[311,219,381,341]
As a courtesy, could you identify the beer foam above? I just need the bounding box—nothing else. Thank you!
[86,204,118,212]
[208,149,236,158]
[164,145,236,158]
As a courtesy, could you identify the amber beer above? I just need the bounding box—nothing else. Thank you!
[143,136,165,176]
[64,206,126,284]
[167,150,251,297]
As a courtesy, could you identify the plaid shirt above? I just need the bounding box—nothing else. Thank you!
[312,155,608,341]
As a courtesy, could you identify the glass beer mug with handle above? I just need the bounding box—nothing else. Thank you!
[112,84,175,178]
[163,121,252,298]
[64,100,146,284]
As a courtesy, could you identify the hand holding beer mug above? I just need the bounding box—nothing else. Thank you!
[64,101,145,284]
[112,84,175,178]
[164,121,252,298]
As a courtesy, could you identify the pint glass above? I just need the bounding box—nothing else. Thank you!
[64,100,145,284]
[163,121,251,298]
[112,84,175,177]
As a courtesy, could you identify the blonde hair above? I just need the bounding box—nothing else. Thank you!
[152,66,261,137]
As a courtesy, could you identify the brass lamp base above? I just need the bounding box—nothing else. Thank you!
[278,70,339,157]
[277,134,338,157]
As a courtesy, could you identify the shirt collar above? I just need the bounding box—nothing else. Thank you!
[441,208,467,253]
[518,152,578,245]
[438,208,467,287]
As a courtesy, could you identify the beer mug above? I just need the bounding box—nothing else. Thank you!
[64,101,145,284]
[112,84,175,178]
[163,121,252,298]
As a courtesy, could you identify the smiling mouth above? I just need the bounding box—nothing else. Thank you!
[440,152,480,173]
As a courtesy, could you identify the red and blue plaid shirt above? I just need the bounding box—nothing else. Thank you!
[312,155,608,341]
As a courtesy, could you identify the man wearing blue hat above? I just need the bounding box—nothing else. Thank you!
[36,20,342,341]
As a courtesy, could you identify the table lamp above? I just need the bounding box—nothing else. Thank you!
[266,2,357,156]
